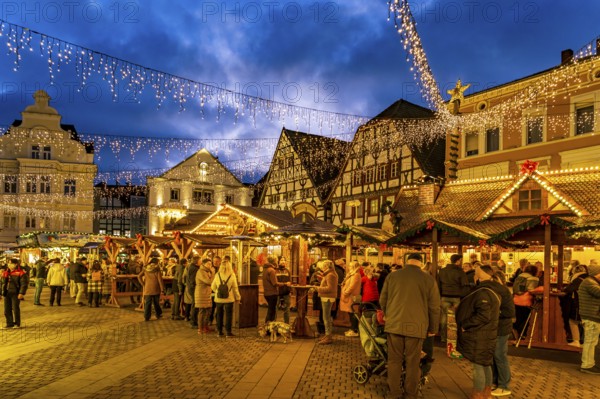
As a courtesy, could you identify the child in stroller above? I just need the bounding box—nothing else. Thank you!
[351,303,434,387]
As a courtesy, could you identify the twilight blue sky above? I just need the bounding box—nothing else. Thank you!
[0,0,599,182]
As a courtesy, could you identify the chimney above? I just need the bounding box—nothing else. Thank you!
[561,49,574,64]
[418,183,441,206]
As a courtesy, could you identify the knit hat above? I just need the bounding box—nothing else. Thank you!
[450,254,463,264]
[406,253,422,262]
[587,263,600,277]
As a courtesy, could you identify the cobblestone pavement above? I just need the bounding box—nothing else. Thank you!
[1,291,599,399]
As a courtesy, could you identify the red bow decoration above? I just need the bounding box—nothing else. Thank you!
[520,160,539,175]
[540,215,550,225]
[426,220,436,230]
[136,233,143,247]
[173,231,181,246]
[379,244,387,251]
[478,239,488,248]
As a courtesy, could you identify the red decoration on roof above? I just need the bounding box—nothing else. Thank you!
[520,160,539,175]
[136,233,143,247]
[540,215,550,225]
[426,220,436,230]
[173,231,181,246]
[478,239,488,248]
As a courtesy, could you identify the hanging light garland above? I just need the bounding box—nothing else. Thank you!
[0,19,372,134]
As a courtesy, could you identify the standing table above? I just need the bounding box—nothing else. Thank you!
[292,285,314,338]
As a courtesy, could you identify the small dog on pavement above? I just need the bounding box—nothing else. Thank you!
[258,321,294,343]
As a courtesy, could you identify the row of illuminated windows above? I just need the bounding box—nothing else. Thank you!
[343,195,396,219]
[353,160,407,186]
[169,188,234,205]
[3,176,76,195]
[465,104,595,157]
[98,229,132,237]
[1,213,76,230]
[265,188,316,205]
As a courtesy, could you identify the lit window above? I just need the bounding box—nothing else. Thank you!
[465,132,479,156]
[526,116,544,144]
[193,189,203,203]
[518,189,542,211]
[575,105,594,135]
[353,171,362,186]
[287,156,294,168]
[390,162,399,178]
[486,128,500,153]
[31,145,40,159]
[365,167,375,184]
[368,198,379,216]
[170,188,180,202]
[39,217,51,229]
[3,176,17,193]
[64,179,76,196]
[99,229,106,235]
[3,212,17,229]
[40,176,51,194]
[63,215,76,231]
[113,230,121,236]
[42,146,51,160]
[26,176,37,193]
[377,164,387,181]
[203,191,213,204]
[124,230,131,237]
[199,162,208,182]
[25,216,36,229]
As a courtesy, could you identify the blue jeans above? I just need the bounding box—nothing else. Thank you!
[321,299,334,335]
[279,295,291,324]
[34,278,45,304]
[216,302,233,334]
[472,363,492,392]
[493,334,511,389]
[144,295,162,321]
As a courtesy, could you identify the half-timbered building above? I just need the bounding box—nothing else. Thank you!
[258,128,350,222]
[327,99,446,227]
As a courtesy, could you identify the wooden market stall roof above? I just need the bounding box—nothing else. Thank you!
[348,225,396,244]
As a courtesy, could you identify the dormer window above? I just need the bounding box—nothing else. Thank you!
[199,162,208,182]
[518,189,542,211]
[31,145,40,159]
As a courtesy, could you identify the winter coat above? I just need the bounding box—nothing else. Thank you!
[172,262,186,294]
[46,264,68,287]
[380,264,440,339]
[276,267,291,296]
[195,265,214,309]
[35,260,49,279]
[340,271,361,313]
[101,264,113,295]
[183,264,199,304]
[138,265,165,296]
[560,272,587,321]
[578,275,600,323]
[361,276,379,303]
[211,271,241,304]
[1,266,28,296]
[262,264,279,297]
[73,262,88,283]
[438,264,470,298]
[487,280,515,337]
[86,269,104,293]
[456,281,501,366]
[316,269,338,299]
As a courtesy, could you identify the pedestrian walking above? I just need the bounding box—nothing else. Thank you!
[315,260,338,345]
[380,253,440,399]
[46,258,67,306]
[340,260,361,337]
[74,257,89,306]
[33,255,49,306]
[456,265,501,398]
[577,262,600,374]
[138,258,165,321]
[1,259,29,329]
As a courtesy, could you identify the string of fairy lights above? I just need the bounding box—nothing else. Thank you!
[1,2,600,226]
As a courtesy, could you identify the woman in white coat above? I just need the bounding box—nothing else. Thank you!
[210,260,241,337]
[46,259,68,306]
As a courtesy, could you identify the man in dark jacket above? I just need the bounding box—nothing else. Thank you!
[578,263,600,374]
[74,257,89,306]
[380,253,440,399]
[438,254,470,342]
[33,256,49,305]
[1,259,29,329]
[489,268,515,397]
[456,265,501,398]
[185,257,201,328]
[263,256,279,323]
[171,259,186,320]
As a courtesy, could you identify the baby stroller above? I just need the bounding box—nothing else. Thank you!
[352,302,387,385]
[351,303,433,389]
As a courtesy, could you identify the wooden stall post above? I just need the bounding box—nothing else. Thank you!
[542,223,552,343]
[432,228,439,279]
[345,233,353,263]
[557,244,564,289]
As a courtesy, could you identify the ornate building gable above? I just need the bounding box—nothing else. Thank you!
[327,99,445,227]
[258,128,349,221]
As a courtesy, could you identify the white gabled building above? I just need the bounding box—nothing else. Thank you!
[147,148,252,235]
[0,90,96,245]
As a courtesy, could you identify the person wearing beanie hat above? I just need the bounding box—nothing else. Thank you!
[578,263,600,374]
[438,254,470,344]
[138,258,165,321]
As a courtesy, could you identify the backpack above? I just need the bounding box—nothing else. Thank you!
[91,270,102,282]
[512,275,528,295]
[217,274,231,299]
